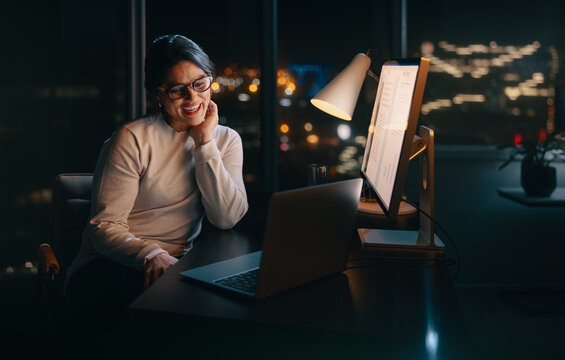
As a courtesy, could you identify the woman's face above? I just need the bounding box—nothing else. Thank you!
[158,60,211,131]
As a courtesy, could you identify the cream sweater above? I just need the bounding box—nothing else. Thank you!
[67,113,248,277]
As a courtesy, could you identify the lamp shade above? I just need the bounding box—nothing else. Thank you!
[310,53,371,121]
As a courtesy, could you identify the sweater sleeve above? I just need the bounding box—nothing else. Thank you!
[192,129,248,229]
[86,127,166,270]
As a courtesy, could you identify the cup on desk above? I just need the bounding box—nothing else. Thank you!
[307,164,329,186]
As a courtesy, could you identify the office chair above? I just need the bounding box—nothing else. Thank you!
[37,173,93,330]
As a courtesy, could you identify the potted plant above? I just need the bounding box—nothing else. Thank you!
[499,129,565,197]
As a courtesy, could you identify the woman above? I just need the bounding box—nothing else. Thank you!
[66,34,248,310]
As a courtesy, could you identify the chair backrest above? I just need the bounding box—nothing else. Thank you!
[51,173,93,273]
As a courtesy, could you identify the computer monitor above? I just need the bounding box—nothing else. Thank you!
[361,58,427,218]
[358,57,444,253]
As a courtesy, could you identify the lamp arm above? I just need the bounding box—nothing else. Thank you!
[409,135,427,161]
[367,70,379,82]
[365,47,382,82]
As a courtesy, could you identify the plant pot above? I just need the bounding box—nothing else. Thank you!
[521,160,556,197]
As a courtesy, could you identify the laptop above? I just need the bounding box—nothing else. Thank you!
[179,178,363,299]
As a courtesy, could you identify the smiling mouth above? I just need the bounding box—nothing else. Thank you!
[182,103,201,116]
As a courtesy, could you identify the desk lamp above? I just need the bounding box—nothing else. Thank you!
[310,51,444,253]
[311,51,391,211]
[310,51,376,121]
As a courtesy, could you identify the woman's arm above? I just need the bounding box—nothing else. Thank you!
[86,127,167,270]
[193,130,248,229]
[190,101,248,229]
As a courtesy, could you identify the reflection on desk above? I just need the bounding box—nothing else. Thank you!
[129,222,471,359]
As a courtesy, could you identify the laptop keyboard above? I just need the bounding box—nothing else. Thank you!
[214,268,259,293]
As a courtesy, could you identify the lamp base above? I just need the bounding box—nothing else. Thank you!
[358,228,444,255]
[357,199,417,216]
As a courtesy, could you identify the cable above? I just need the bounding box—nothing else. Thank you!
[400,199,462,281]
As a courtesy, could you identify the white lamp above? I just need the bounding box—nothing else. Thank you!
[310,53,373,121]
[310,50,389,215]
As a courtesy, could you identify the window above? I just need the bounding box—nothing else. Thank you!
[408,0,564,145]
[277,1,389,189]
[0,1,127,268]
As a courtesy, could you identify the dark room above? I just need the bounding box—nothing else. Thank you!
[1,0,564,359]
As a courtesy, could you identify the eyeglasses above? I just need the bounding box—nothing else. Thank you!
[163,76,213,100]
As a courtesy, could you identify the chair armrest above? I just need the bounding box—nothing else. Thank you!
[37,243,60,280]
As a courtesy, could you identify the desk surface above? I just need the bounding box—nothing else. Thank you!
[129,221,470,358]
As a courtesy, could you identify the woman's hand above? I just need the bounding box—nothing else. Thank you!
[189,100,218,147]
[143,252,178,288]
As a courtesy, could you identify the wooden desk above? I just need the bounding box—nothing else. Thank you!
[128,222,471,359]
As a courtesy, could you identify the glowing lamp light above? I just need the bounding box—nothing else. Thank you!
[249,84,258,93]
[279,98,292,107]
[421,41,434,54]
[237,93,251,102]
[355,136,366,145]
[310,53,371,121]
[337,124,351,140]
[280,123,290,134]
[306,134,319,144]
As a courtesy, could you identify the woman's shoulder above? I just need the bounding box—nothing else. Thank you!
[122,114,161,133]
[101,114,163,151]
[111,113,169,141]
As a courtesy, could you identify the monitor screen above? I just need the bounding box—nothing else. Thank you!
[360,58,430,218]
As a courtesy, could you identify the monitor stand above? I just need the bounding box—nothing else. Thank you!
[357,126,445,255]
